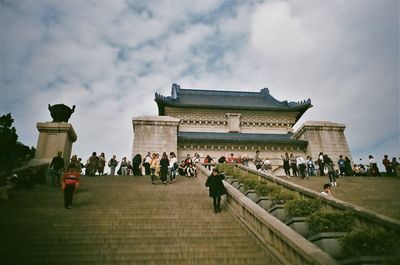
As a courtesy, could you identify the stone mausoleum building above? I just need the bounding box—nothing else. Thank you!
[132,84,352,173]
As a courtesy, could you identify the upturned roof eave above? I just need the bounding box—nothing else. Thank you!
[155,98,312,113]
[178,137,308,146]
[177,132,309,146]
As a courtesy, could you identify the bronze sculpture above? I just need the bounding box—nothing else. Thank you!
[48,104,75,122]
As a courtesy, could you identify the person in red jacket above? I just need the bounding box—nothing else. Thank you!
[62,164,80,209]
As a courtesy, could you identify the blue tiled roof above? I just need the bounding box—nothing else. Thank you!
[155,84,312,121]
[178,131,308,146]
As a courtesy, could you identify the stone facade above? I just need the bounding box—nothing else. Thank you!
[165,107,298,134]
[131,84,353,172]
[132,116,180,157]
[293,121,353,162]
[35,122,77,163]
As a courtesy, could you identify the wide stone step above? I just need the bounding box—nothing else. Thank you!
[1,175,272,265]
[3,239,259,249]
[3,245,263,256]
[5,250,268,261]
[4,257,269,265]
[4,235,254,245]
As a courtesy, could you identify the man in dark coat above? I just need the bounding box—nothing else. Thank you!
[49,151,65,187]
[132,154,142,176]
[205,168,227,214]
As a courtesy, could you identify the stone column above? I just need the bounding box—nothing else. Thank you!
[132,116,180,158]
[293,121,352,163]
[35,122,77,163]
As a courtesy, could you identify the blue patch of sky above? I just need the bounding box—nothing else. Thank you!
[44,77,67,91]
[352,133,400,156]
[124,0,153,19]
[117,48,130,61]
[137,62,154,77]
[188,0,245,25]
[41,4,62,27]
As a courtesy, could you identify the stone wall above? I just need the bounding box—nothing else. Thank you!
[293,121,352,163]
[177,145,306,167]
[165,106,296,134]
[132,116,180,157]
[35,122,77,163]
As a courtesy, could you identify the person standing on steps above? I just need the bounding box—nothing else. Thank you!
[143,152,152,175]
[169,152,178,183]
[108,155,118,176]
[254,150,262,170]
[120,157,128,175]
[150,153,159,184]
[318,152,325,176]
[324,154,337,187]
[87,152,99,176]
[281,153,291,178]
[61,164,80,209]
[49,151,65,187]
[205,168,227,214]
[159,152,169,185]
[290,153,298,176]
[97,152,106,175]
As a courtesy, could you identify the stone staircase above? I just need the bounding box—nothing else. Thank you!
[0,174,273,265]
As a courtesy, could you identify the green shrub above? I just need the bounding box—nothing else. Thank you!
[339,229,400,257]
[271,189,298,205]
[243,177,258,190]
[255,183,281,197]
[236,172,249,182]
[232,167,242,179]
[285,199,322,217]
[306,210,354,234]
[216,163,234,176]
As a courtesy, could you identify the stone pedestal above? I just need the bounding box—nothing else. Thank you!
[35,122,77,162]
[293,121,352,163]
[132,116,180,158]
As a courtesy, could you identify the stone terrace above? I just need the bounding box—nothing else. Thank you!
[0,174,274,265]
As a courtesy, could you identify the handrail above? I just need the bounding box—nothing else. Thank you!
[197,164,339,265]
[232,164,400,233]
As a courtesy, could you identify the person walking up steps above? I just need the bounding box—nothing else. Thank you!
[324,154,337,187]
[61,164,80,209]
[205,168,227,214]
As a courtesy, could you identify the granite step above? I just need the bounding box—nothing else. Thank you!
[0,175,271,265]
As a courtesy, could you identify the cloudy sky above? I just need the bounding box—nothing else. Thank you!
[1,0,398,167]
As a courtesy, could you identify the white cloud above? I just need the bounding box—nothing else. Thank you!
[250,1,315,58]
[1,0,398,165]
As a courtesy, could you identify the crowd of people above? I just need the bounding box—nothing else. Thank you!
[45,149,399,211]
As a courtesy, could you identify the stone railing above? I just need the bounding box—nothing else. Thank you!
[231,164,400,233]
[10,160,50,187]
[197,164,339,265]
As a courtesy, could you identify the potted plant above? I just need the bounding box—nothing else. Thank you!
[306,210,354,258]
[254,183,281,210]
[284,198,322,237]
[339,229,400,265]
[268,189,298,222]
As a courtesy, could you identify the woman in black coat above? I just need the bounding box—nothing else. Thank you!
[205,168,227,213]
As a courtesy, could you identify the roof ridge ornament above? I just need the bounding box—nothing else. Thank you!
[171,83,180,99]
[260,87,270,94]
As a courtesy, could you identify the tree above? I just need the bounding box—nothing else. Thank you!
[0,113,32,170]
